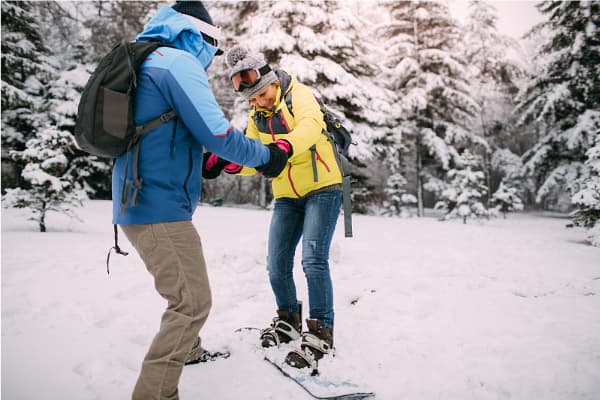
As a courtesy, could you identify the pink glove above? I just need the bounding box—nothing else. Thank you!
[274,139,293,156]
[205,153,220,170]
[224,163,242,174]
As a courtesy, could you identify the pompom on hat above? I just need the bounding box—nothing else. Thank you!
[226,45,278,99]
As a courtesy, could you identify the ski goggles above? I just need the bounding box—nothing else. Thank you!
[231,65,272,92]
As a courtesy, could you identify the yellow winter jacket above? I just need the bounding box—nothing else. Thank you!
[238,71,343,199]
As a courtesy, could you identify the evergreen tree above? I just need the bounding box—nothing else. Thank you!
[515,1,600,211]
[379,0,482,216]
[2,126,87,232]
[570,134,600,246]
[434,151,491,223]
[461,0,526,203]
[383,172,417,217]
[1,1,56,189]
[491,181,524,218]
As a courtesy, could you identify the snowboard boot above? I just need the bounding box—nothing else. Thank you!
[285,319,334,369]
[260,303,303,348]
[184,337,230,365]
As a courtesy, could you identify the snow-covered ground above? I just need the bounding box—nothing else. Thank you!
[2,201,599,400]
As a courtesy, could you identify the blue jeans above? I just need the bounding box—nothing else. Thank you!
[267,190,342,329]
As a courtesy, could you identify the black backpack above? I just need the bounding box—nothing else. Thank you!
[75,41,177,214]
[316,99,354,159]
[282,90,355,160]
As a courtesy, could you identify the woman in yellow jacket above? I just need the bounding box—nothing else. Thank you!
[202,46,341,369]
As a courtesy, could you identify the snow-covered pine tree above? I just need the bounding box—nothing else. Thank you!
[570,133,600,246]
[515,1,600,211]
[434,150,491,223]
[220,0,392,212]
[1,1,56,189]
[461,0,526,203]
[384,172,417,217]
[376,136,415,216]
[2,126,87,232]
[379,0,483,217]
[491,181,524,219]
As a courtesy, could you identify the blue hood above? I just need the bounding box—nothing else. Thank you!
[136,5,218,69]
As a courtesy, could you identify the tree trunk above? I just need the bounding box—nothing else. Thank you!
[483,150,492,205]
[416,142,424,218]
[39,209,47,232]
[479,107,492,206]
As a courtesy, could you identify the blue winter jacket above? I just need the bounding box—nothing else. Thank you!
[112,6,269,225]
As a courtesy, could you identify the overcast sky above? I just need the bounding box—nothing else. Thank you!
[449,0,545,39]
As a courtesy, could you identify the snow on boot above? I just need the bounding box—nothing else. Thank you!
[285,319,333,369]
[260,305,302,348]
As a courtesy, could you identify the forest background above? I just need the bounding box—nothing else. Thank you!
[1,0,599,245]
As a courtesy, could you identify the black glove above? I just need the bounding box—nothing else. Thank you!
[202,152,230,179]
[255,143,289,178]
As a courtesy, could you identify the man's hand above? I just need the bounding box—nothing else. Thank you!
[202,152,229,179]
[255,143,289,178]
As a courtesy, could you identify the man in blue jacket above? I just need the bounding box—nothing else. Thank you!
[112,2,287,399]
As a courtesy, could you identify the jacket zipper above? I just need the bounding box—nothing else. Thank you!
[169,120,177,158]
[268,117,276,141]
[279,111,291,133]
[287,165,301,197]
[315,150,331,172]
[183,148,193,210]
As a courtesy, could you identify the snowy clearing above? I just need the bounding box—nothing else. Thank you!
[2,201,599,400]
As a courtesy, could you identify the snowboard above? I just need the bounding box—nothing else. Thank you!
[236,327,375,400]
[264,353,375,400]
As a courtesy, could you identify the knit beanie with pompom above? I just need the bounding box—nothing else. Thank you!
[226,45,278,99]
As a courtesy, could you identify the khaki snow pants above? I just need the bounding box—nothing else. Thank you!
[121,220,212,400]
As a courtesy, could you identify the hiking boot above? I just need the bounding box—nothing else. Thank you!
[285,319,333,369]
[260,303,302,348]
[184,337,230,365]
